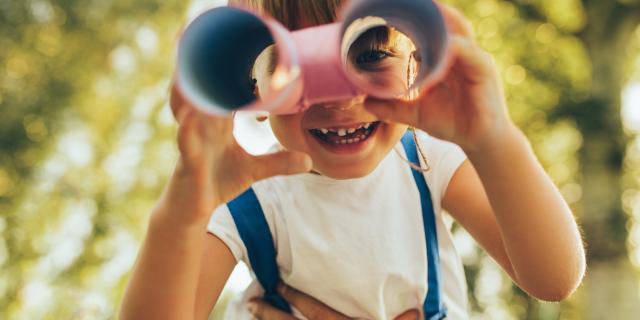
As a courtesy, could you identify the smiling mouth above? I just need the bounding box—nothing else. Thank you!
[308,121,381,146]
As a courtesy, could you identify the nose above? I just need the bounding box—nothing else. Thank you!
[320,95,366,110]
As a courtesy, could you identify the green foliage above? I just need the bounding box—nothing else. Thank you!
[0,0,639,319]
[0,0,187,318]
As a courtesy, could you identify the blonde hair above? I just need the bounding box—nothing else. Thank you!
[230,0,343,30]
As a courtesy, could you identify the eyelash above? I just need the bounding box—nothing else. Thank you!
[355,48,394,66]
[356,49,392,65]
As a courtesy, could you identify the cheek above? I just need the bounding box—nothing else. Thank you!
[269,116,308,152]
[380,123,410,152]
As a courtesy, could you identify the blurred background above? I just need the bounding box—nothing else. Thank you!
[1,0,640,319]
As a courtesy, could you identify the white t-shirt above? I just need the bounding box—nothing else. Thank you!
[208,131,469,319]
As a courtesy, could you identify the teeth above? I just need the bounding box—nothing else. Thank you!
[314,122,377,139]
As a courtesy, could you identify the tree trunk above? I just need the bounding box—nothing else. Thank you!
[575,2,640,318]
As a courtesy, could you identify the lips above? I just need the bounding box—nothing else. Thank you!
[308,121,381,146]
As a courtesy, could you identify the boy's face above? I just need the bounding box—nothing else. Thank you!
[256,23,413,179]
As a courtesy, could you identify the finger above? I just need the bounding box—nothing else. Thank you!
[176,103,191,125]
[438,3,475,39]
[170,82,186,119]
[176,108,203,161]
[393,309,421,320]
[248,299,298,320]
[277,282,350,320]
[363,97,420,127]
[250,151,312,182]
[450,35,495,83]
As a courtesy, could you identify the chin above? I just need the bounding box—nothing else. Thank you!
[313,160,380,180]
[301,122,406,180]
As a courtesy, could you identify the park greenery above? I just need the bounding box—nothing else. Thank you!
[1,0,639,319]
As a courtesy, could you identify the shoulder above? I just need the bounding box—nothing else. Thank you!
[413,131,465,159]
[207,175,293,263]
[412,130,468,205]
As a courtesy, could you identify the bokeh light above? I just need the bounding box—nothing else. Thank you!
[1,0,639,319]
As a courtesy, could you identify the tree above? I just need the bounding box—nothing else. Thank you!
[0,1,187,318]
[1,0,639,319]
[449,0,640,318]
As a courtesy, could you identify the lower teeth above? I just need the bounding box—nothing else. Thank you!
[334,134,367,144]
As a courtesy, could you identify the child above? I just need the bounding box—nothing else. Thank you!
[119,1,586,319]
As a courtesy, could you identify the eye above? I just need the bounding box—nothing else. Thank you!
[355,49,391,65]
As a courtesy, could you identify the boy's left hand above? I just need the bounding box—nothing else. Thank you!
[364,4,512,153]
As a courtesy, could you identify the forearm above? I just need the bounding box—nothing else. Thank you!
[465,123,585,300]
[120,211,208,319]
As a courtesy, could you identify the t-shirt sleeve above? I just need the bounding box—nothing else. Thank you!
[207,204,248,264]
[416,131,468,205]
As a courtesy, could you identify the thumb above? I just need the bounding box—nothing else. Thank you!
[250,150,312,182]
[364,97,420,127]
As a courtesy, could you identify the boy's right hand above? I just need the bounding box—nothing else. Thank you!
[154,84,312,227]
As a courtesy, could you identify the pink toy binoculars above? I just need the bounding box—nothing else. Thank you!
[177,0,451,115]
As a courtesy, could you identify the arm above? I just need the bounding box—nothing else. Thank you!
[194,233,238,319]
[444,147,585,301]
[246,283,421,320]
[365,3,585,301]
[119,205,236,319]
[119,85,312,319]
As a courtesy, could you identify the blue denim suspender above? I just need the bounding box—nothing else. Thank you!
[227,131,446,319]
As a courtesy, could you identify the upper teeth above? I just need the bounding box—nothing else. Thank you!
[316,123,373,135]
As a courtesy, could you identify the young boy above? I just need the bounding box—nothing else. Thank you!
[119,1,586,319]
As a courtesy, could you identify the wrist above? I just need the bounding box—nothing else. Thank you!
[152,160,222,229]
[464,121,526,164]
[150,204,211,234]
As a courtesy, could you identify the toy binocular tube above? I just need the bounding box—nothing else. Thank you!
[176,0,451,115]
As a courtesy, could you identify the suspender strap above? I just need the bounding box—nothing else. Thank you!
[227,188,292,313]
[401,132,447,320]
[227,131,444,318]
